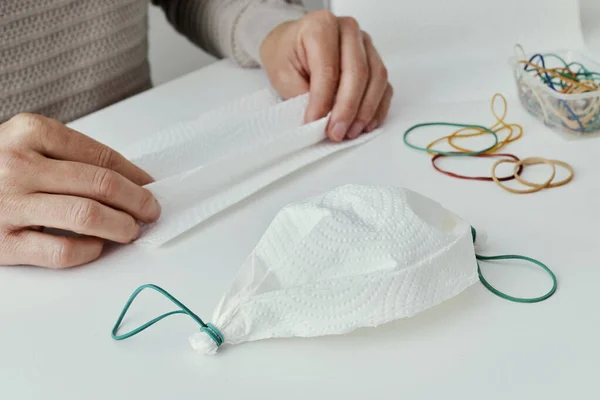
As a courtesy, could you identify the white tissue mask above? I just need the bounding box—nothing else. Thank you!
[111,185,557,354]
[122,89,383,247]
[188,185,478,354]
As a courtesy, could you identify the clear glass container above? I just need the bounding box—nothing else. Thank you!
[510,49,600,140]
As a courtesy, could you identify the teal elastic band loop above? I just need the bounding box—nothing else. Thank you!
[471,227,557,303]
[111,284,224,347]
[110,231,556,346]
[403,122,499,156]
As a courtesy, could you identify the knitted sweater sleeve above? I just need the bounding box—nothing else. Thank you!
[151,0,307,67]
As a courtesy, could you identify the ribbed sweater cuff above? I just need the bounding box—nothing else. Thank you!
[235,3,306,67]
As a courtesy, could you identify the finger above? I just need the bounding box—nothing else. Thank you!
[3,230,103,269]
[327,17,370,142]
[16,194,140,244]
[36,159,161,223]
[23,114,154,186]
[367,84,394,132]
[302,12,341,123]
[272,67,310,100]
[347,33,388,140]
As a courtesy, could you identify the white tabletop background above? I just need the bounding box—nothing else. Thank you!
[1,1,600,399]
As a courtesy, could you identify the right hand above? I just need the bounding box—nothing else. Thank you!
[0,113,161,269]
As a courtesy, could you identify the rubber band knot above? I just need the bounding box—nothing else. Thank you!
[111,284,226,347]
[201,323,224,347]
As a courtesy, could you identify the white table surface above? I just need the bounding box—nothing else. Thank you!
[1,58,599,400]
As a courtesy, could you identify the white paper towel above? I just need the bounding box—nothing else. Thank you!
[124,90,384,246]
[189,184,479,355]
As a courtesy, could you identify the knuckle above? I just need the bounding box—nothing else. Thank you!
[305,24,327,41]
[50,237,77,269]
[0,231,16,264]
[0,150,28,174]
[340,16,360,31]
[72,200,100,231]
[8,113,44,132]
[336,103,358,121]
[376,64,389,81]
[94,168,120,200]
[0,151,38,193]
[359,62,370,77]
[348,60,369,79]
[0,195,21,226]
[319,65,340,82]
[357,104,378,124]
[95,145,118,169]
[362,30,372,43]
[5,113,47,144]
[303,10,337,38]
[312,10,337,25]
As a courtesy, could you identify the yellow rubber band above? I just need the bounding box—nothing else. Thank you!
[491,158,556,194]
[426,94,523,155]
[513,158,574,189]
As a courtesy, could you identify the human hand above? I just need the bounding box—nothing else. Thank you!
[0,114,161,269]
[260,10,393,142]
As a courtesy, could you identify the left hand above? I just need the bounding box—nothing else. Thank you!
[260,10,393,142]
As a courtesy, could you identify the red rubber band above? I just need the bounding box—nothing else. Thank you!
[431,153,523,182]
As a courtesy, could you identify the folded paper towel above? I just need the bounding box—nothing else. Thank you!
[123,90,384,246]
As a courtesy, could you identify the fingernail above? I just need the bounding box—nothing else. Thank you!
[150,197,161,220]
[366,120,379,133]
[347,122,365,140]
[134,223,143,240]
[330,122,349,141]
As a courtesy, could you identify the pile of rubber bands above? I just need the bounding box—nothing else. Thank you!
[403,93,574,194]
[514,45,600,136]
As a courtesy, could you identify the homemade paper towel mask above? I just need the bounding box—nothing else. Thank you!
[112,185,557,355]
[122,89,383,247]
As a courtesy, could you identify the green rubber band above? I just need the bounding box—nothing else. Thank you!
[471,227,557,303]
[201,323,224,346]
[542,53,570,68]
[109,230,557,347]
[567,62,589,73]
[403,122,499,156]
[535,53,600,84]
[111,284,224,347]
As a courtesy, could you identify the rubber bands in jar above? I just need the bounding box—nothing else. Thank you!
[511,46,600,140]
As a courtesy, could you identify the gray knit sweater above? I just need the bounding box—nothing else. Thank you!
[0,0,306,124]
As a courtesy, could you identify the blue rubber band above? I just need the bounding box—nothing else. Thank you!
[525,54,585,133]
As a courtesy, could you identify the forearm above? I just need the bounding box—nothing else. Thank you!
[151,0,306,66]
